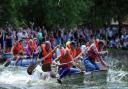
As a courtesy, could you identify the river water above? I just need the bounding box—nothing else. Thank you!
[0,56,128,89]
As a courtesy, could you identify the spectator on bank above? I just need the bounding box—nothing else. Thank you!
[123,41,128,49]
[0,29,4,49]
[5,29,13,52]
[17,28,23,41]
[0,25,127,51]
[37,28,43,45]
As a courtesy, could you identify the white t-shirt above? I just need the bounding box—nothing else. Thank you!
[17,32,23,41]
[32,65,51,80]
[56,48,61,57]
[81,45,88,58]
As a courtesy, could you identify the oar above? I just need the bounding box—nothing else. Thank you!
[3,59,11,67]
[27,45,59,75]
[0,58,11,69]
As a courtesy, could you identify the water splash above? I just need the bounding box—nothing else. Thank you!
[0,56,128,89]
[107,56,128,83]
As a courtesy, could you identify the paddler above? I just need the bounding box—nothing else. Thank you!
[53,44,81,84]
[11,39,24,63]
[26,38,37,58]
[38,41,59,74]
[84,38,108,71]
[27,41,59,79]
[66,41,83,70]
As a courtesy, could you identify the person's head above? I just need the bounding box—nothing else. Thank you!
[28,39,35,52]
[98,41,105,49]
[70,41,77,49]
[19,39,23,43]
[86,42,90,47]
[66,41,71,49]
[29,39,33,45]
[45,41,51,50]
[33,38,37,43]
[90,36,96,44]
[23,31,26,35]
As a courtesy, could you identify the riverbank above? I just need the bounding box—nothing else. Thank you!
[108,48,128,54]
[108,48,128,59]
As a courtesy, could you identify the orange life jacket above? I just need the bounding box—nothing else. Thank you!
[13,42,24,55]
[59,48,73,68]
[67,45,76,58]
[13,43,19,54]
[18,42,24,51]
[41,44,53,64]
[28,39,37,51]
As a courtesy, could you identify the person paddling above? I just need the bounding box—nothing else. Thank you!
[2,39,24,67]
[84,39,108,72]
[66,41,83,70]
[27,41,59,79]
[53,46,81,84]
[11,39,24,65]
[26,38,37,58]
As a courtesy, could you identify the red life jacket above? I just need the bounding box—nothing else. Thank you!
[13,43,19,55]
[88,40,101,61]
[95,39,100,51]
[41,44,53,64]
[75,47,81,57]
[18,42,24,51]
[59,48,72,68]
[70,48,76,58]
[88,39,102,61]
[13,42,24,55]
[67,45,76,58]
[88,46,98,61]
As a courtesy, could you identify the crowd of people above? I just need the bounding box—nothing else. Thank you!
[0,26,114,83]
[0,25,127,52]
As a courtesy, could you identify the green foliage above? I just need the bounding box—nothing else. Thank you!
[0,0,128,28]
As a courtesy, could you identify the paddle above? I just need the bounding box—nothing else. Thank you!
[1,53,14,68]
[0,58,11,69]
[27,45,59,75]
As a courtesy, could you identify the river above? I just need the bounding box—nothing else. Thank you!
[0,56,128,89]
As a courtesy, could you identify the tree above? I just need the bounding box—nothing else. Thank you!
[0,0,128,29]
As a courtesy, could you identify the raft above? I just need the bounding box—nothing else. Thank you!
[0,53,13,63]
[60,62,108,84]
[84,62,108,82]
[10,58,37,67]
[2,53,13,59]
[59,69,108,84]
[61,72,85,84]
[84,70,108,82]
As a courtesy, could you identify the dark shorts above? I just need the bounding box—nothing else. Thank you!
[6,39,12,48]
[0,39,3,48]
[42,63,51,72]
